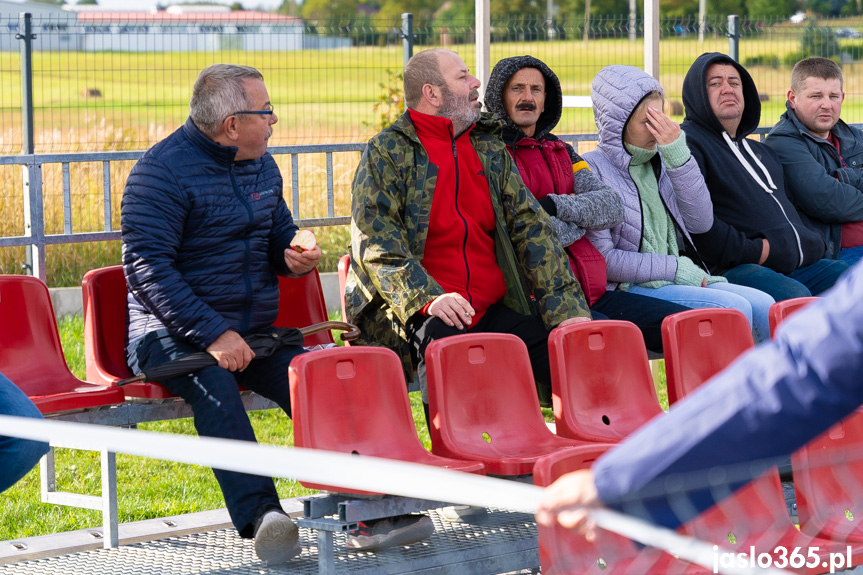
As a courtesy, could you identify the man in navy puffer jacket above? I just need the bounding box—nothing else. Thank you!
[121,64,320,565]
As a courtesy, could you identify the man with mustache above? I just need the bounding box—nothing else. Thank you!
[122,64,320,565]
[485,55,690,355]
[680,52,848,301]
[346,48,590,439]
[765,57,863,266]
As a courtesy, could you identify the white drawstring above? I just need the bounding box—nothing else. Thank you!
[720,131,804,267]
[721,132,776,194]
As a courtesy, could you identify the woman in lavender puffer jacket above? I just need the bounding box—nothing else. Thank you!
[583,65,774,342]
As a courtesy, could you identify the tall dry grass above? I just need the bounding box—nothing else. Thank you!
[0,123,360,285]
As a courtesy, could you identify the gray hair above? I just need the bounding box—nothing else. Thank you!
[189,64,264,137]
[403,49,448,109]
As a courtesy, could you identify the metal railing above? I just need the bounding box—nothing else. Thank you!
[0,143,364,282]
[3,127,801,284]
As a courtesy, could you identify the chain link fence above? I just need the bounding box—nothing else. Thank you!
[2,11,863,283]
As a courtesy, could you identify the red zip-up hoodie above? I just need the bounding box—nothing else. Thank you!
[410,109,507,324]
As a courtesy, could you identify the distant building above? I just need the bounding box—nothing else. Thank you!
[0,0,77,51]
[0,1,351,52]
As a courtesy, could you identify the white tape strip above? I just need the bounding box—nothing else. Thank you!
[0,415,786,574]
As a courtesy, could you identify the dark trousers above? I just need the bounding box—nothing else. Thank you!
[405,303,553,407]
[724,259,850,300]
[590,290,689,353]
[127,329,306,538]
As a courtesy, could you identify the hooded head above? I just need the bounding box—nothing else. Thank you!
[682,52,761,139]
[485,55,563,142]
[591,65,664,156]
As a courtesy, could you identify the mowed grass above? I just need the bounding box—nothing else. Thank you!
[0,313,433,541]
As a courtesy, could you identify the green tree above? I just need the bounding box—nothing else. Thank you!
[77,0,98,5]
[377,0,435,21]
[807,0,848,14]
[490,0,545,19]
[301,0,358,19]
[277,0,301,15]
[557,0,634,18]
[800,21,840,56]
[747,0,797,17]
[230,1,244,9]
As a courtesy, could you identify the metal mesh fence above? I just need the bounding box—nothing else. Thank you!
[3,11,863,283]
[2,12,863,155]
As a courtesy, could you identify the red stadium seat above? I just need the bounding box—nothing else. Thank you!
[792,409,863,543]
[424,333,586,476]
[83,265,175,399]
[661,309,754,405]
[83,266,335,399]
[1,274,126,413]
[548,320,664,442]
[681,466,863,573]
[274,270,334,347]
[533,446,700,574]
[289,346,484,494]
[768,296,819,339]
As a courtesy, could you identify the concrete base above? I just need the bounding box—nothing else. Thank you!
[49,272,343,319]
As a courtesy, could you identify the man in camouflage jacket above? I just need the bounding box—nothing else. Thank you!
[345,49,590,406]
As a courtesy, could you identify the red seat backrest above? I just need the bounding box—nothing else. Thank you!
[0,274,125,413]
[661,309,754,405]
[83,265,133,383]
[82,265,176,399]
[532,445,689,574]
[275,271,333,347]
[425,333,585,475]
[768,296,819,339]
[792,408,863,542]
[289,346,484,493]
[548,320,663,443]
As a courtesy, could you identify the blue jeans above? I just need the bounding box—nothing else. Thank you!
[591,289,689,353]
[127,329,306,538]
[840,246,863,267]
[0,372,50,493]
[724,259,850,300]
[627,282,775,343]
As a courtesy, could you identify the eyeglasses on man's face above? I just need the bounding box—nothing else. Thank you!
[229,103,275,117]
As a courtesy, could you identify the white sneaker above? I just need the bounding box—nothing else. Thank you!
[439,505,488,523]
[253,509,300,565]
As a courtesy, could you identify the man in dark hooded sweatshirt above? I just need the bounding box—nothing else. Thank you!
[485,55,689,353]
[681,52,848,300]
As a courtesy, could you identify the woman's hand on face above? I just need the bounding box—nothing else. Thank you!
[644,106,681,147]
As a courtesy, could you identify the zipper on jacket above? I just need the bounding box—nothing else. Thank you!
[451,134,473,306]
[725,134,805,267]
[229,165,255,332]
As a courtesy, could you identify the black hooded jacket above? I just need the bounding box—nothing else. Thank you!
[681,52,826,274]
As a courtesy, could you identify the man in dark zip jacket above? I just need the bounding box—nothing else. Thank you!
[681,52,848,300]
[122,64,321,565]
[485,54,689,354]
[765,57,863,265]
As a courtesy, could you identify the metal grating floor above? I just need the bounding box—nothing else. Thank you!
[0,509,539,575]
